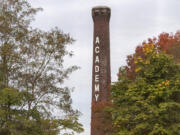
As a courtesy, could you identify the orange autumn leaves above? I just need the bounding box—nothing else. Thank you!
[124,31,180,80]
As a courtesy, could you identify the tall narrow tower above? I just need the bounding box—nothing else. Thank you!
[91,6,111,135]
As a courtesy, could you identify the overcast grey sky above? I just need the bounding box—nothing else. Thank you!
[29,0,180,134]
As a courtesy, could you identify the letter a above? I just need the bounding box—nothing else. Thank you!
[95,56,99,63]
[96,36,100,44]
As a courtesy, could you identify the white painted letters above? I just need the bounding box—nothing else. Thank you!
[95,65,99,72]
[94,36,101,102]
[95,56,99,63]
[95,75,99,82]
[95,84,99,92]
[96,36,100,44]
[95,46,99,53]
[95,94,99,102]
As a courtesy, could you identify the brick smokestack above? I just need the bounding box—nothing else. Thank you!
[91,6,111,135]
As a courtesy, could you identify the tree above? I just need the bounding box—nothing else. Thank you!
[0,0,83,134]
[110,32,180,135]
[125,32,180,80]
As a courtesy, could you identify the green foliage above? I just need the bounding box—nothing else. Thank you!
[110,42,180,135]
[0,0,83,134]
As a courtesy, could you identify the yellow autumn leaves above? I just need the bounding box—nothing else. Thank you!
[134,56,150,65]
[157,80,170,90]
[134,56,143,64]
[144,43,160,58]
[135,67,141,72]
[143,44,155,55]
[134,56,150,72]
[134,43,160,72]
[134,57,143,72]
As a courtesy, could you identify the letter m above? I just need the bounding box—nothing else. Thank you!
[95,84,99,92]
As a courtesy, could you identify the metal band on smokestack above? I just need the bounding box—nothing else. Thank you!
[91,6,111,135]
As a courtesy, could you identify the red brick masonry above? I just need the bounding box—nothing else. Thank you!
[91,6,111,135]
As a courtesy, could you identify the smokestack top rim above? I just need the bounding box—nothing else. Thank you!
[92,6,111,10]
[92,5,111,18]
